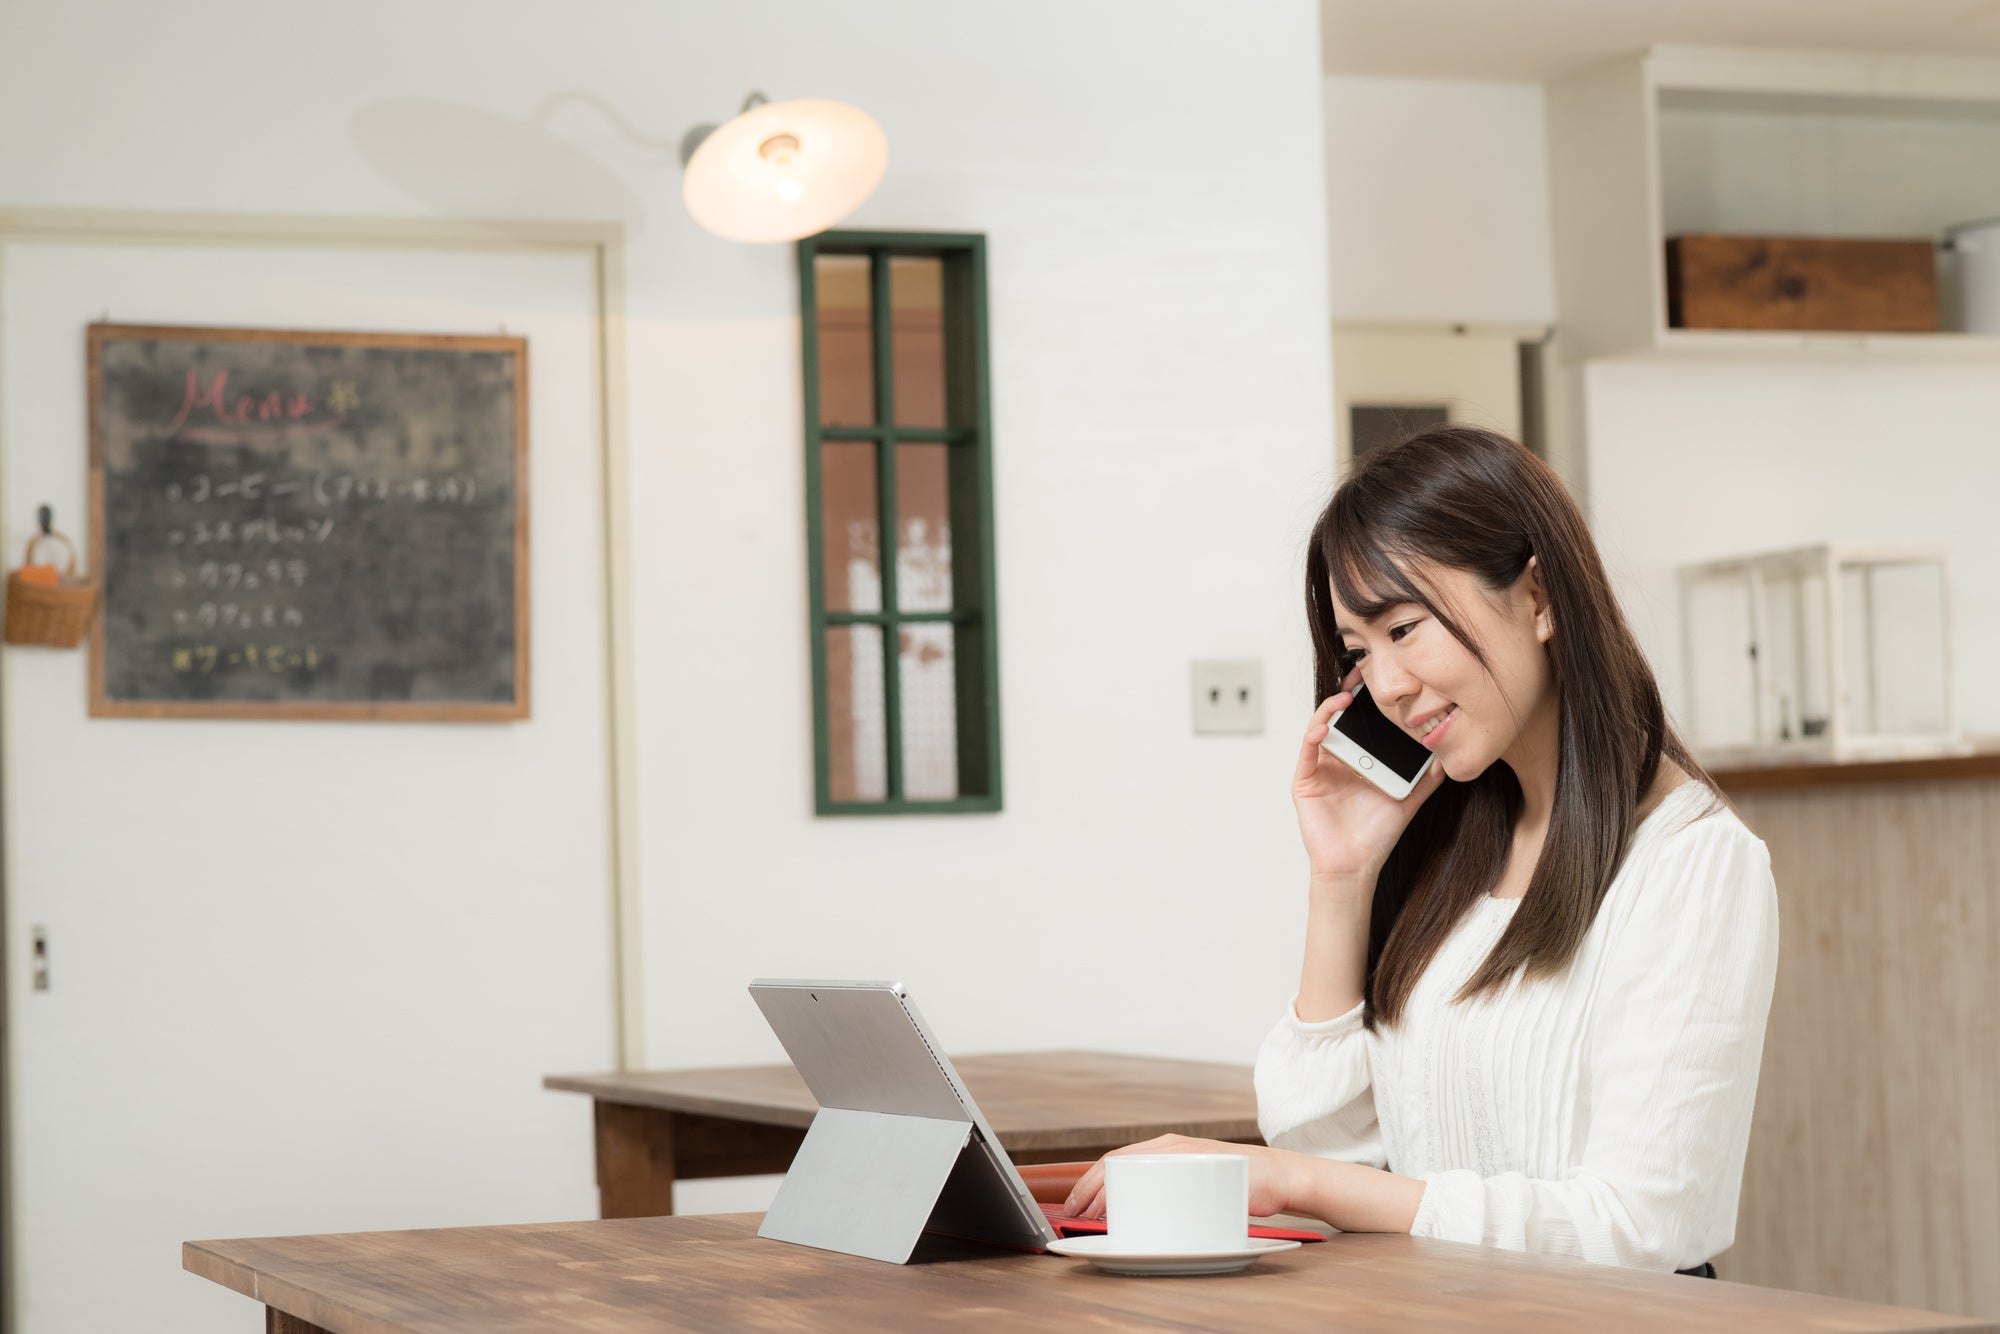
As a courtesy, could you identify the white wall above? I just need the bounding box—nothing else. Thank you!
[2,241,616,1332]
[1586,356,2000,739]
[1324,76,1557,326]
[0,0,1337,1319]
[637,0,1336,1204]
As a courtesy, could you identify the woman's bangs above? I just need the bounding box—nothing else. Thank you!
[1324,519,1428,626]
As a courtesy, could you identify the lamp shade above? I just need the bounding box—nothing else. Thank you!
[682,98,887,243]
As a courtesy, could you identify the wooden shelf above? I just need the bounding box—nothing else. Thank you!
[1549,46,2000,364]
[1628,329,2000,360]
[1710,745,2000,791]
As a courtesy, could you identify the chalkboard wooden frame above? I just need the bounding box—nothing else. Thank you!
[86,322,531,721]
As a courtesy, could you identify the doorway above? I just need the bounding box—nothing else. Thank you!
[1332,321,1551,470]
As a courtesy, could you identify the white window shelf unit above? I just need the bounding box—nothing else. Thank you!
[1678,543,1967,768]
[1548,46,2000,362]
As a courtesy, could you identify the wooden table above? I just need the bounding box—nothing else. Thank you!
[185,1211,1997,1333]
[544,1050,1263,1218]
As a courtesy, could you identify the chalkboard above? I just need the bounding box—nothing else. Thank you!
[87,323,529,720]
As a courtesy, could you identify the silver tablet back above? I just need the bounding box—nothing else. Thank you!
[747,978,1055,1254]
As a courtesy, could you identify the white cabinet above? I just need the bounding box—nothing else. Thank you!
[1548,46,2000,361]
[1678,544,1966,765]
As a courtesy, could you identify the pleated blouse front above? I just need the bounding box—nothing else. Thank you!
[1253,782,1780,1271]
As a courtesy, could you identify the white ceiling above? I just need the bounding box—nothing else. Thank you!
[1321,0,2000,81]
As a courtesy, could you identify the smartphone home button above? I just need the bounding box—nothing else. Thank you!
[1358,756,1374,769]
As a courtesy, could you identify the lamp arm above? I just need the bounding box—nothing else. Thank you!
[528,90,776,166]
[527,90,686,154]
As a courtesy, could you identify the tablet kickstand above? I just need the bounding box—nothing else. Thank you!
[757,1106,975,1264]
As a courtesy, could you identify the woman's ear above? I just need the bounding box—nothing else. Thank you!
[1524,555,1554,644]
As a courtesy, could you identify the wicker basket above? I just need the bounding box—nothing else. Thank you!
[5,530,97,648]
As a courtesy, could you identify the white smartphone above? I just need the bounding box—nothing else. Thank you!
[1319,680,1436,800]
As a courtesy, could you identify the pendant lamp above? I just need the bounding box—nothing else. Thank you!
[679,92,888,243]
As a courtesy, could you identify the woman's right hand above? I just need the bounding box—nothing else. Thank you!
[1292,665,1447,890]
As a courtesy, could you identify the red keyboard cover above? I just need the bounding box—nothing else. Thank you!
[1039,1202,1324,1243]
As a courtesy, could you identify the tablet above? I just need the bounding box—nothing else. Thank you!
[747,978,1058,1258]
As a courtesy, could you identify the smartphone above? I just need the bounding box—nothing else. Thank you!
[1319,680,1436,800]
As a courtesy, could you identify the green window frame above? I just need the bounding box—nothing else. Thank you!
[798,230,1002,814]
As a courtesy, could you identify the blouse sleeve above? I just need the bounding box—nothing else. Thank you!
[1408,815,1781,1270]
[1253,996,1385,1168]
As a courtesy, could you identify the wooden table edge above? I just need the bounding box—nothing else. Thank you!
[545,1076,1264,1150]
[183,1240,252,1302]
[185,1239,380,1334]
[541,1074,815,1128]
[543,1057,1265,1150]
[183,1216,2000,1334]
[543,1049,1256,1111]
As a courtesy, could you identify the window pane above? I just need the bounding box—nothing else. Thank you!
[899,623,959,800]
[815,253,875,427]
[1851,561,1951,736]
[890,256,947,429]
[1687,575,1755,749]
[821,443,880,613]
[894,442,952,612]
[826,625,887,802]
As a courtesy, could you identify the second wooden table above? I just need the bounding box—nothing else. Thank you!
[544,1049,1262,1218]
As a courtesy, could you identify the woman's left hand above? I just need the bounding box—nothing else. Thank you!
[1061,1134,1298,1220]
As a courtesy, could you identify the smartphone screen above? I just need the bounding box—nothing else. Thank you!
[1329,682,1434,781]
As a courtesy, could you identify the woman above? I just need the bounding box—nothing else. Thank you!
[1063,426,1779,1275]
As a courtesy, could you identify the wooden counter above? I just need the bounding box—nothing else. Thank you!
[1710,746,2000,791]
[1716,766,2000,1322]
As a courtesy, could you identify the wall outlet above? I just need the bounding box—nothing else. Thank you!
[1191,659,1264,735]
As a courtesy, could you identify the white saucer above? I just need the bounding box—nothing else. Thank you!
[1044,1234,1302,1276]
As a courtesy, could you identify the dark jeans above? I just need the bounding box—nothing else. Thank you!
[1676,1261,1717,1279]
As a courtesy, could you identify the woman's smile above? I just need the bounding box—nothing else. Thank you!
[1417,704,1459,750]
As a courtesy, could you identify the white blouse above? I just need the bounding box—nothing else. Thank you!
[1254,780,1780,1271]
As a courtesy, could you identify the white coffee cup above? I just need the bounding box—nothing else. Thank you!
[1103,1153,1249,1251]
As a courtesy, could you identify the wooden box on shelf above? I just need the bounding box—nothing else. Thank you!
[1665,235,1938,332]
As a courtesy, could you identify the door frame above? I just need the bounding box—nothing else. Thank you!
[1331,318,1568,484]
[0,208,646,1333]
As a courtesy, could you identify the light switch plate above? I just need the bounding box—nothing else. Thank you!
[1191,659,1264,735]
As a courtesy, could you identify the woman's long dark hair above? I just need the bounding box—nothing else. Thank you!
[1307,426,1718,1028]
